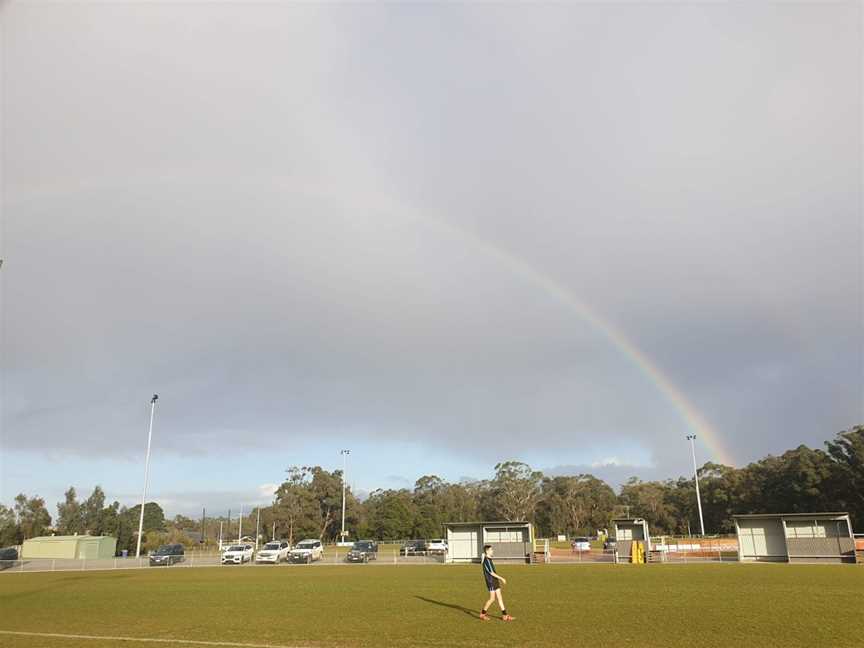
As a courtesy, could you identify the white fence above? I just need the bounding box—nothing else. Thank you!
[0,547,447,574]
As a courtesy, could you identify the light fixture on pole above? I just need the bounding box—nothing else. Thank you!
[340,449,350,542]
[686,434,706,536]
[135,394,159,559]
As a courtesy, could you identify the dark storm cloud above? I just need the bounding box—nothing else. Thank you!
[1,2,860,492]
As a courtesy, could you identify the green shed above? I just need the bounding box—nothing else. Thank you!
[22,535,117,560]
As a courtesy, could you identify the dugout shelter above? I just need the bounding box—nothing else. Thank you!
[734,513,856,564]
[444,521,533,563]
[612,518,651,563]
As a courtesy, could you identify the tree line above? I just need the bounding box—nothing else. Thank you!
[1,425,860,549]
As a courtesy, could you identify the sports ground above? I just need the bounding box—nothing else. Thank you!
[1,564,862,648]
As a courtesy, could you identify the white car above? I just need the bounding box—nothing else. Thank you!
[255,541,291,564]
[221,544,254,564]
[571,537,591,552]
[288,539,324,564]
[427,539,448,555]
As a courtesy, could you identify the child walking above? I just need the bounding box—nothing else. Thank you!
[480,544,515,621]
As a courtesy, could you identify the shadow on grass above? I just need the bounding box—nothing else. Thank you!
[414,596,479,619]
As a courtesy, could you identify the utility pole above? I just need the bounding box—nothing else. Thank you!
[135,395,159,558]
[687,435,706,536]
[340,449,350,543]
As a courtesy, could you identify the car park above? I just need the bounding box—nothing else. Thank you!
[255,541,290,564]
[346,540,378,563]
[571,537,591,552]
[288,539,324,564]
[400,540,428,556]
[221,544,254,564]
[426,539,448,555]
[149,544,185,566]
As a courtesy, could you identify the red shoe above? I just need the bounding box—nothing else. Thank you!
[502,615,516,622]
[479,612,491,621]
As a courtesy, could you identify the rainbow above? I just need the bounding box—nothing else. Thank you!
[412,211,736,467]
[12,175,735,466]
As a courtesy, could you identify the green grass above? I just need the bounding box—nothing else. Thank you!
[1,564,862,648]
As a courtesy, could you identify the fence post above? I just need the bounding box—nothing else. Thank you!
[393,549,397,565]
[52,559,56,572]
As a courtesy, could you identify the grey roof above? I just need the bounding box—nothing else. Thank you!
[732,512,849,519]
[443,521,530,527]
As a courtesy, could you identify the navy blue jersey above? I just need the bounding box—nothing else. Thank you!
[482,555,497,588]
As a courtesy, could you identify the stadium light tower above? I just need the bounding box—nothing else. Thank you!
[340,449,351,542]
[135,394,159,558]
[686,435,706,536]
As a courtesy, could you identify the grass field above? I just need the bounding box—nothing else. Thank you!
[1,564,862,648]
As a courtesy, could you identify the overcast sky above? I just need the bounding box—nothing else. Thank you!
[1,2,861,517]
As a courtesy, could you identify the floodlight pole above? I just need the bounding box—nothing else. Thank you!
[340,449,350,542]
[687,435,706,536]
[135,395,159,559]
[238,505,243,543]
[255,507,261,550]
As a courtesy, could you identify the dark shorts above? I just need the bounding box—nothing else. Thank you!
[485,580,499,592]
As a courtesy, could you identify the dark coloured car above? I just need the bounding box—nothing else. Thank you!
[346,540,378,563]
[400,540,428,556]
[149,543,185,566]
[0,546,17,570]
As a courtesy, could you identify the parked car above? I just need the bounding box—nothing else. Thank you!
[149,544,185,566]
[603,538,617,552]
[346,540,378,563]
[400,540,428,556]
[221,544,254,564]
[427,539,448,555]
[288,539,324,564]
[571,537,591,552]
[0,547,17,570]
[255,540,291,564]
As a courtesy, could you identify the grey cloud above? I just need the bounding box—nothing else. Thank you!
[1,3,860,490]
